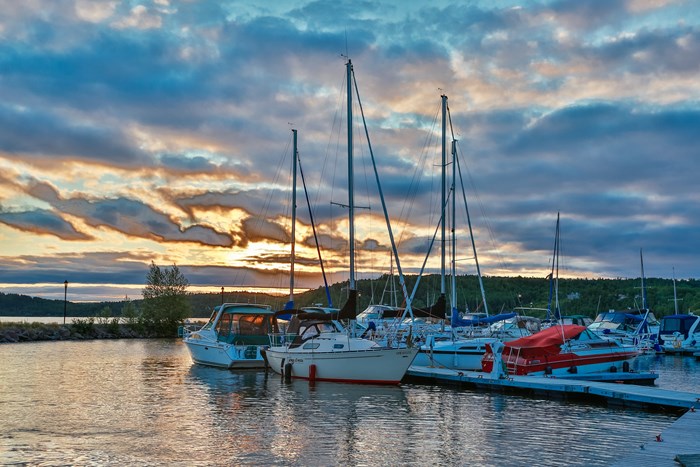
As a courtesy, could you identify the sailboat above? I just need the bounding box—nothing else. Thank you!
[410,95,536,371]
[588,249,659,352]
[262,59,418,384]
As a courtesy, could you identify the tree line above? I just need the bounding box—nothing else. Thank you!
[2,269,699,328]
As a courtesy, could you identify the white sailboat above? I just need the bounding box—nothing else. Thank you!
[263,59,418,384]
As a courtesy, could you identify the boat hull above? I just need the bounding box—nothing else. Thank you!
[264,347,418,384]
[483,346,639,376]
[413,338,496,370]
[184,338,266,369]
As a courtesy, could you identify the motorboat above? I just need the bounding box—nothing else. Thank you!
[587,309,659,352]
[658,313,700,354]
[481,324,640,376]
[183,303,279,369]
[411,313,540,371]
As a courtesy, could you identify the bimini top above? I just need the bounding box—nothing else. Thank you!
[661,314,699,321]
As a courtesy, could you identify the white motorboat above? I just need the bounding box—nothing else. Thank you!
[658,313,700,354]
[183,303,279,369]
[412,313,539,370]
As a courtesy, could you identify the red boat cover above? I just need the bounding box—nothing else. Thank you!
[503,324,586,357]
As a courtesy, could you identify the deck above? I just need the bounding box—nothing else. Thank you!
[613,408,700,466]
[405,366,700,410]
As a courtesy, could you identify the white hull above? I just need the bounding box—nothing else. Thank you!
[265,346,418,384]
[522,354,637,377]
[184,339,266,369]
[413,337,497,370]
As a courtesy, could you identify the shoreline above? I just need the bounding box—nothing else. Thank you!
[0,321,152,343]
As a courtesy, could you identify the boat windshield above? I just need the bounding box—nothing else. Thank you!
[660,316,698,334]
[200,308,220,331]
[215,312,278,342]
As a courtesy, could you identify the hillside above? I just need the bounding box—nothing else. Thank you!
[2,274,699,319]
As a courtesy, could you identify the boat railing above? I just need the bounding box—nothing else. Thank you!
[268,333,298,347]
[178,323,203,337]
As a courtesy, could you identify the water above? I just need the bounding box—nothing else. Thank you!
[0,316,85,324]
[0,341,696,466]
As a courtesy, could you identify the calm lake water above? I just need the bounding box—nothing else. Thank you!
[0,339,697,466]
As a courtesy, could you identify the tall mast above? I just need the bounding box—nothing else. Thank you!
[288,129,298,308]
[346,59,356,293]
[672,267,680,314]
[450,138,457,316]
[440,95,447,299]
[640,248,647,310]
[554,212,560,320]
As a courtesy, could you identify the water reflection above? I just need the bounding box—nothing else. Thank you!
[0,339,694,466]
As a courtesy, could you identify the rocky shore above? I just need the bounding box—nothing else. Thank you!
[0,321,150,344]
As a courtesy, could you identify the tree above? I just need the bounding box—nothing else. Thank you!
[142,262,191,336]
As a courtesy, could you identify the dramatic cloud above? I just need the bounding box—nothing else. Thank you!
[0,0,698,303]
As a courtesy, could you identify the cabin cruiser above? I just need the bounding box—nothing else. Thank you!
[482,324,640,376]
[183,303,279,369]
[588,309,659,352]
[658,313,700,354]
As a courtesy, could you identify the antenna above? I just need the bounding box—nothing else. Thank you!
[345,28,349,58]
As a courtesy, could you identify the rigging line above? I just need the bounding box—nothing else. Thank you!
[236,132,293,294]
[298,151,334,308]
[395,102,442,247]
[447,106,491,315]
[452,137,509,275]
[352,66,415,320]
[453,138,490,317]
[314,68,348,289]
[408,190,452,305]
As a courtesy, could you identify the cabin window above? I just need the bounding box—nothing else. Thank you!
[235,314,270,336]
[333,344,345,349]
[216,313,233,338]
[303,343,320,350]
[301,326,320,340]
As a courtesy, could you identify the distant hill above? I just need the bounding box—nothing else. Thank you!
[2,274,699,318]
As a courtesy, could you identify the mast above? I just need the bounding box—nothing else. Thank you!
[546,212,561,321]
[672,267,680,314]
[450,107,488,316]
[440,95,447,301]
[450,139,457,317]
[640,248,647,310]
[554,212,560,320]
[288,129,298,308]
[347,59,355,293]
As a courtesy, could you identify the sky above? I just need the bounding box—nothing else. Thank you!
[0,0,699,303]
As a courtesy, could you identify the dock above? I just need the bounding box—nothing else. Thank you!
[405,366,700,410]
[613,408,700,466]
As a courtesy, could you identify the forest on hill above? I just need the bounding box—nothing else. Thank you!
[2,274,699,319]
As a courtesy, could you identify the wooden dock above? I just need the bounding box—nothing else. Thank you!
[405,366,700,410]
[613,408,700,466]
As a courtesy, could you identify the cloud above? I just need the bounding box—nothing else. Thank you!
[22,180,234,247]
[0,209,92,241]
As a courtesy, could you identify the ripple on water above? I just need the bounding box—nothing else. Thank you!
[0,339,690,466]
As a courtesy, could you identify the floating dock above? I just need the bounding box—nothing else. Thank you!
[613,408,700,466]
[405,366,700,410]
